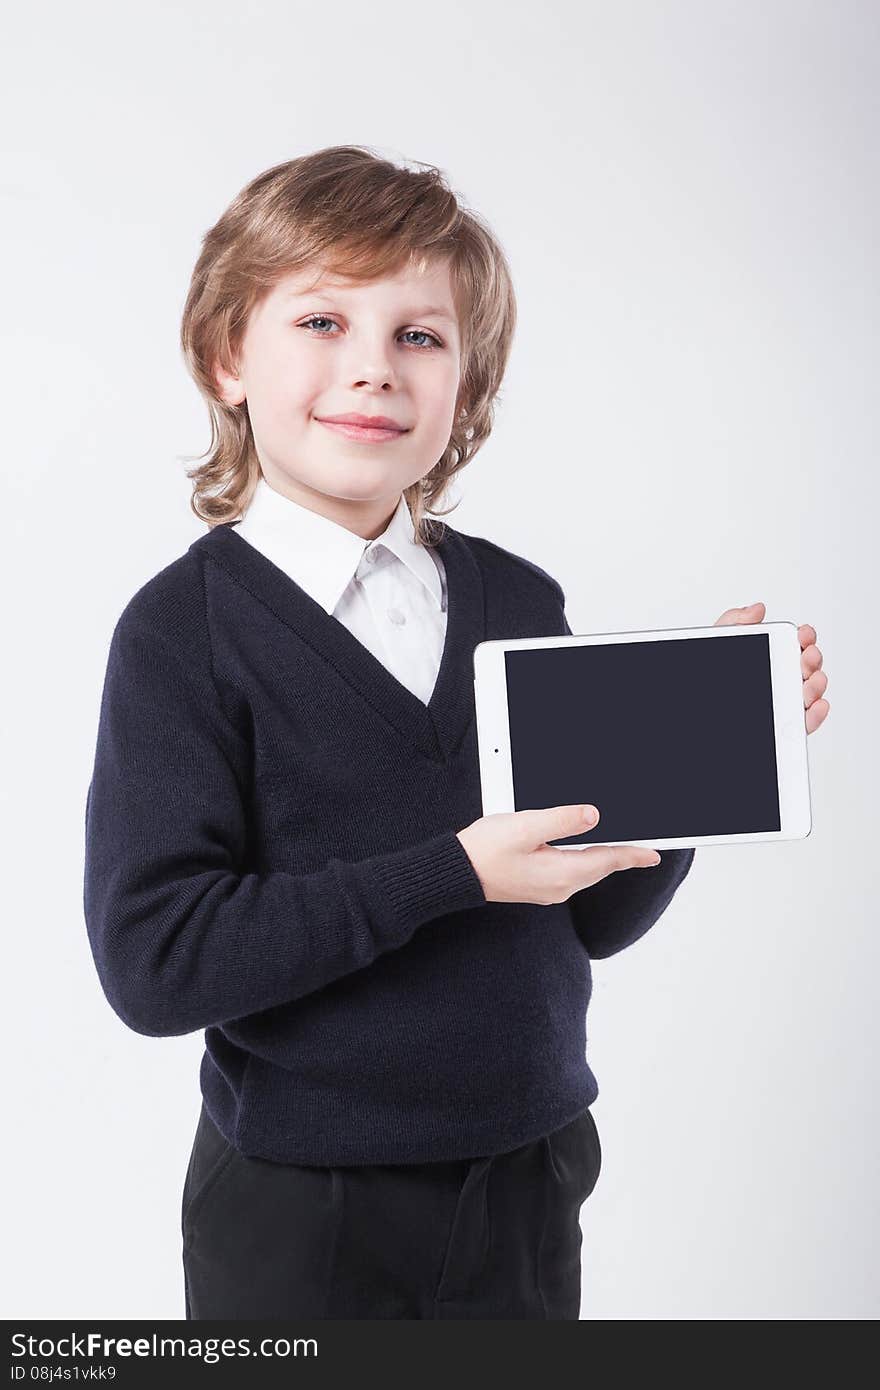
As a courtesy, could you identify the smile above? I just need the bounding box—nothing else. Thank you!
[316,420,408,444]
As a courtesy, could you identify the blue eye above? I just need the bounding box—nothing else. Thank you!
[401,329,443,350]
[300,316,338,334]
[298,316,443,350]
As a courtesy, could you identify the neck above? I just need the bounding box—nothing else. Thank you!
[258,465,402,541]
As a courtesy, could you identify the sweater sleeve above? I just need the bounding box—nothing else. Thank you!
[558,608,696,959]
[83,614,487,1038]
[567,843,696,959]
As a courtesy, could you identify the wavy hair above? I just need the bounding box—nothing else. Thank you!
[178,145,517,545]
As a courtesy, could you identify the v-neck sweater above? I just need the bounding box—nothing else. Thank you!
[83,519,696,1165]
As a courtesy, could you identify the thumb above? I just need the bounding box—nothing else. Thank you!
[516,803,598,848]
[714,601,766,627]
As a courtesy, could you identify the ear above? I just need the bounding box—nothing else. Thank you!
[213,358,246,407]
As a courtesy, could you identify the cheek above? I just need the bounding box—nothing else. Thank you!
[416,363,461,422]
[270,353,324,416]
[300,351,340,403]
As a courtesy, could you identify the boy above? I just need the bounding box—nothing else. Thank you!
[83,146,828,1320]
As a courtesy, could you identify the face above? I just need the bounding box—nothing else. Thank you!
[214,257,463,538]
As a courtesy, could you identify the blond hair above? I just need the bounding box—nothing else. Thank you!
[178,145,517,545]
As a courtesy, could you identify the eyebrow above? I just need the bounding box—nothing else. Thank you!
[285,289,457,324]
[403,306,458,324]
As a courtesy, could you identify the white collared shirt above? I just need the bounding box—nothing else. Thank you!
[234,476,448,705]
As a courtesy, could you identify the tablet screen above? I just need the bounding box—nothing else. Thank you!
[504,632,781,844]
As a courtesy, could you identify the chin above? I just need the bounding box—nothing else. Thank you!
[320,456,401,485]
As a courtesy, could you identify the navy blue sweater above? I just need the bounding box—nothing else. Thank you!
[83,520,695,1165]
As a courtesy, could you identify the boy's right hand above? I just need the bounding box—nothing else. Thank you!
[456,804,662,905]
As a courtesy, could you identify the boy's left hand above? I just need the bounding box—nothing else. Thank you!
[712,602,830,735]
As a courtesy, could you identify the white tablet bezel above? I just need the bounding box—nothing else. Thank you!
[472,621,812,850]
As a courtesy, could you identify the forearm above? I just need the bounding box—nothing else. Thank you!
[84,821,485,1037]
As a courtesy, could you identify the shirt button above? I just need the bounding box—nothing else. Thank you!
[387,607,406,626]
[365,547,379,563]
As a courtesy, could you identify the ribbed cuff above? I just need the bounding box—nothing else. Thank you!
[371,830,487,939]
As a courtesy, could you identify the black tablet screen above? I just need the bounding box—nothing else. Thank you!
[504,632,781,844]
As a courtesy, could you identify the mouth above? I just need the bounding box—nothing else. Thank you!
[314,413,410,444]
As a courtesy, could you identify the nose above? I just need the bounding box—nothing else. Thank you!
[351,367,395,392]
[353,376,394,391]
[346,334,398,391]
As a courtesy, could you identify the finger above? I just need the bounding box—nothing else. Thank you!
[714,602,765,627]
[573,843,662,883]
[806,698,830,735]
[801,643,823,679]
[538,841,661,887]
[516,802,599,848]
[803,670,828,707]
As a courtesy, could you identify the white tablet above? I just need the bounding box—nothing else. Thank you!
[472,621,812,850]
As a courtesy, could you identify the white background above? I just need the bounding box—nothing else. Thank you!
[3,0,875,1320]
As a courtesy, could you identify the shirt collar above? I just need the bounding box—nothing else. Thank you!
[234,475,444,616]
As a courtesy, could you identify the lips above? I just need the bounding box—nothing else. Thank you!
[315,413,410,444]
[316,413,408,431]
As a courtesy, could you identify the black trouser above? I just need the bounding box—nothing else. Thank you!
[181,1100,602,1320]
